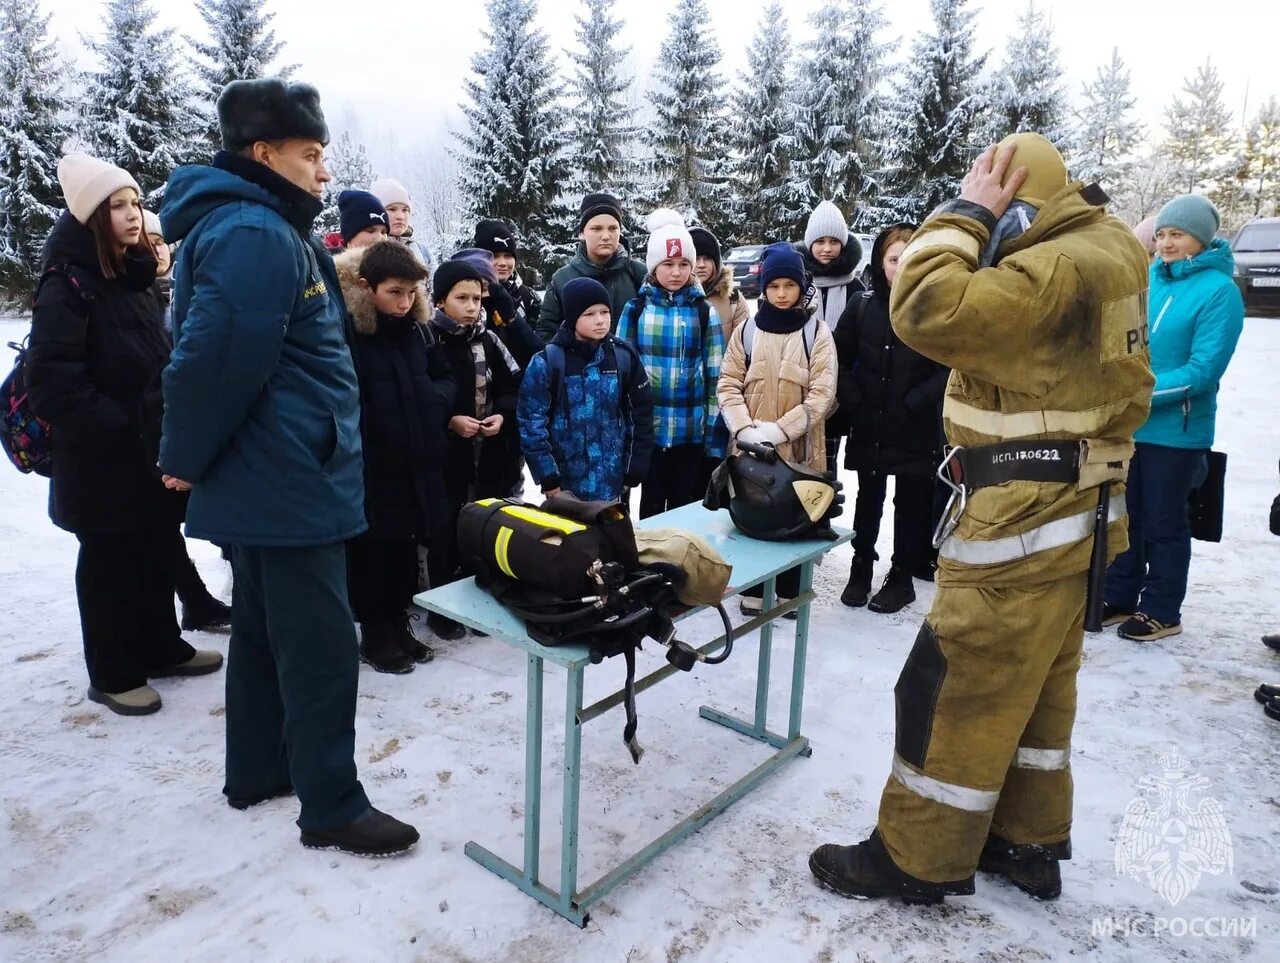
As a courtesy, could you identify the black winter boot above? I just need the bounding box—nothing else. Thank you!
[359,619,415,675]
[427,612,467,641]
[809,829,975,905]
[840,557,874,608]
[396,614,436,664]
[1263,633,1280,652]
[181,594,233,631]
[299,806,419,857]
[1255,683,1280,704]
[977,834,1069,900]
[869,566,916,614]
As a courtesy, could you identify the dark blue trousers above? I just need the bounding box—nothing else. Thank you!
[225,543,369,831]
[1105,443,1208,625]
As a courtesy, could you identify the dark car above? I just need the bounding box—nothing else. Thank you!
[725,245,766,300]
[1232,218,1280,316]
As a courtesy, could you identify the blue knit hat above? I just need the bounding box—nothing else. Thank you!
[1155,195,1221,250]
[561,277,610,328]
[449,247,499,283]
[339,190,388,244]
[760,242,806,289]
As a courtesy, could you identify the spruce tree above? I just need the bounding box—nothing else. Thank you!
[1164,59,1233,193]
[1073,47,1143,189]
[646,0,734,238]
[1241,97,1280,218]
[189,0,293,148]
[733,3,804,243]
[452,0,569,280]
[564,0,636,196]
[882,0,987,223]
[79,0,206,204]
[983,2,1073,153]
[317,130,373,235]
[792,0,892,228]
[0,0,71,296]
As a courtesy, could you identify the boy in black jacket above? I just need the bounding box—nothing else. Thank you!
[426,259,523,639]
[336,240,454,672]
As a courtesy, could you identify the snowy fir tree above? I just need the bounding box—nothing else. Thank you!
[452,0,569,281]
[1241,96,1280,218]
[78,0,205,204]
[881,0,987,222]
[564,0,637,198]
[1164,59,1233,194]
[982,2,1072,153]
[1072,47,1143,189]
[189,0,293,148]
[317,130,373,235]
[732,3,805,243]
[645,0,734,240]
[791,0,892,229]
[0,0,72,297]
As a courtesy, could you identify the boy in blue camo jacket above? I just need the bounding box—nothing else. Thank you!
[518,278,653,503]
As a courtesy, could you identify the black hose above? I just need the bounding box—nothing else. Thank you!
[701,602,735,665]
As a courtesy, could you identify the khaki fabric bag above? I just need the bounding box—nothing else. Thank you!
[634,529,732,607]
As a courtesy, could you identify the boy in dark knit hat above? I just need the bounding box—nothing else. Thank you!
[474,218,542,327]
[535,191,648,342]
[338,190,390,251]
[518,277,654,503]
[690,226,748,343]
[425,260,523,640]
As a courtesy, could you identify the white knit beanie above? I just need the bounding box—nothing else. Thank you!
[804,200,849,248]
[143,210,162,237]
[645,208,696,273]
[57,153,140,225]
[369,177,411,210]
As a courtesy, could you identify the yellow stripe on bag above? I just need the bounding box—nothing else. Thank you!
[498,504,587,534]
[494,526,517,578]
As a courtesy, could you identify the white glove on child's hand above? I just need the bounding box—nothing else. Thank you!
[735,424,768,447]
[755,422,788,446]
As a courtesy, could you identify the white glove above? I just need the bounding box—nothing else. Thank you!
[755,421,788,446]
[735,424,768,447]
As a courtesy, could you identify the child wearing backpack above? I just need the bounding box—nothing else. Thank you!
[718,242,836,613]
[427,259,523,640]
[518,277,654,503]
[616,209,726,519]
[335,240,454,673]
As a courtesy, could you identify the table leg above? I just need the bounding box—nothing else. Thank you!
[524,653,544,883]
[788,561,815,741]
[560,663,585,917]
[754,575,775,732]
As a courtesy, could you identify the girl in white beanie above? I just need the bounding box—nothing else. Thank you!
[22,153,224,716]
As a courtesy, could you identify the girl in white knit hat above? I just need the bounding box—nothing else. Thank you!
[24,153,224,717]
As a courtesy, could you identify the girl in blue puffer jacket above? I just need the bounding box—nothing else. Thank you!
[1104,195,1244,642]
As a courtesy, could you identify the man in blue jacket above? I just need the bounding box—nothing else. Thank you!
[158,79,418,856]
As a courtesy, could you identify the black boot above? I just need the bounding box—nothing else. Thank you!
[840,556,874,608]
[359,619,415,675]
[1255,683,1280,704]
[299,806,419,857]
[180,594,233,632]
[1263,633,1280,652]
[226,784,294,811]
[1266,698,1280,722]
[977,834,1068,900]
[427,612,467,641]
[396,614,436,664]
[809,829,975,905]
[869,566,916,614]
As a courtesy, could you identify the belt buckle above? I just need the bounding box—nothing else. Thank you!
[932,446,968,550]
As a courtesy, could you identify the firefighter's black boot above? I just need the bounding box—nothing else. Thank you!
[977,834,1068,900]
[809,830,975,905]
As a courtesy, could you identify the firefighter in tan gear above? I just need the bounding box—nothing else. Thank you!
[809,133,1154,904]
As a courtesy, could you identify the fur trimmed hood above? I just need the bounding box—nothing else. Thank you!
[710,261,736,301]
[334,247,428,335]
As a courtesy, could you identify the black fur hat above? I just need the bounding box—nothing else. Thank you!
[217,79,330,151]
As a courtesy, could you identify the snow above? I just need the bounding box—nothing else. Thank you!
[2,312,1279,962]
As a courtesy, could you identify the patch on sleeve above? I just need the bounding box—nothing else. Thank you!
[1100,291,1148,364]
[899,227,981,273]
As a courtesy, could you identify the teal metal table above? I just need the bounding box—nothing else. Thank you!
[414,502,852,926]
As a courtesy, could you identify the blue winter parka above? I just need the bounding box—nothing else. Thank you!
[517,326,654,501]
[157,152,367,546]
[1138,238,1244,450]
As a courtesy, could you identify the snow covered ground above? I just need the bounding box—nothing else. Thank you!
[1,313,1278,963]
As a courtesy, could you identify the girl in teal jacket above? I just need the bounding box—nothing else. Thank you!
[1105,195,1244,642]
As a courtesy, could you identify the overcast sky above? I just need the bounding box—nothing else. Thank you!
[51,0,1278,176]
